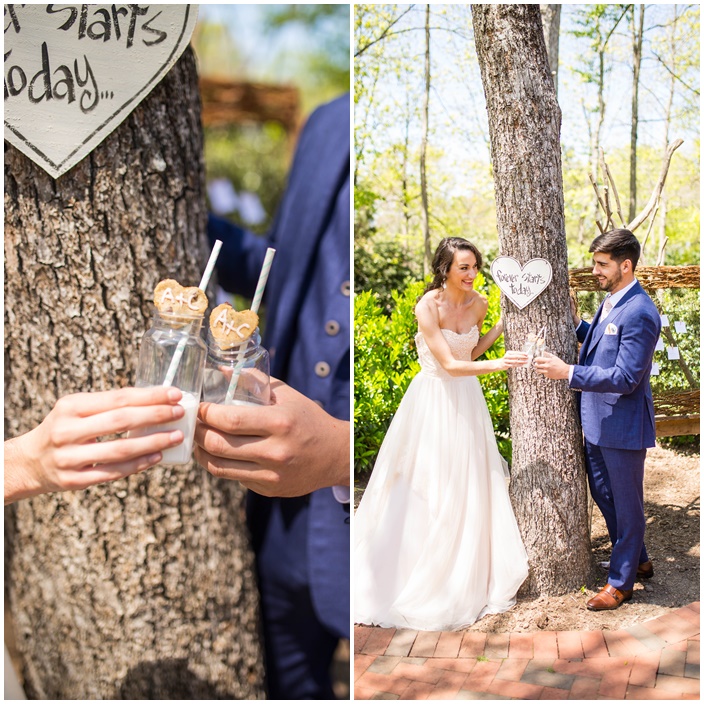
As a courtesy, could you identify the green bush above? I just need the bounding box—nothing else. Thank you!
[354,237,422,314]
[354,282,423,475]
[474,273,512,463]
[649,288,700,394]
[354,273,512,476]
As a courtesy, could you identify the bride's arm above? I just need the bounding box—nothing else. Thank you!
[415,298,525,377]
[472,312,504,360]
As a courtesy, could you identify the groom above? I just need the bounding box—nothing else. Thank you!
[535,229,661,610]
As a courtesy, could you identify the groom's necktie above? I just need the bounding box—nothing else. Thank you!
[600,296,613,323]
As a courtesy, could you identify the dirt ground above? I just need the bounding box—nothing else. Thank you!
[353,443,700,633]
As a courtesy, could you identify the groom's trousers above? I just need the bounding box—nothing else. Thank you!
[585,441,649,591]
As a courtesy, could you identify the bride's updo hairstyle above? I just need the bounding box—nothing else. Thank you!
[424,237,483,295]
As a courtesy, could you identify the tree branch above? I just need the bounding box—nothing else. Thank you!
[651,52,700,96]
[355,5,416,57]
[627,139,684,232]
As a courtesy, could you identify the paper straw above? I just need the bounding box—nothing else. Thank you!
[162,240,223,387]
[199,240,223,290]
[251,248,276,314]
[224,248,276,403]
[162,335,188,387]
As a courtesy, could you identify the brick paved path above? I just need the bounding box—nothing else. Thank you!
[354,602,699,700]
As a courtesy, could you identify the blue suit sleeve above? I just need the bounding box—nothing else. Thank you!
[207,214,269,299]
[569,310,660,395]
[576,319,589,343]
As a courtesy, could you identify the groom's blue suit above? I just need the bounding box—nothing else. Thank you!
[570,280,661,591]
[208,94,350,698]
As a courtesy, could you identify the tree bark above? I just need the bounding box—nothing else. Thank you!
[472,4,592,594]
[420,4,432,277]
[539,4,561,95]
[4,49,265,699]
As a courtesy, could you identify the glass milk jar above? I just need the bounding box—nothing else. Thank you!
[129,310,207,465]
[202,328,270,406]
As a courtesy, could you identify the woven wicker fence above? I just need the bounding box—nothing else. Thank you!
[569,265,700,292]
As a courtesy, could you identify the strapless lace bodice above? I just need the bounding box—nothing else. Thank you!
[415,326,480,378]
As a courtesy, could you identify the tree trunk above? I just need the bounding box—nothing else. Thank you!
[402,99,411,238]
[472,4,592,595]
[420,4,432,277]
[4,49,265,699]
[657,5,678,259]
[539,4,561,95]
[629,4,645,223]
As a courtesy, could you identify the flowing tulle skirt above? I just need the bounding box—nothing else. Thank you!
[354,371,529,631]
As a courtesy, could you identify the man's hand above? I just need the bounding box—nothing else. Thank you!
[570,291,581,326]
[534,351,571,380]
[194,379,350,497]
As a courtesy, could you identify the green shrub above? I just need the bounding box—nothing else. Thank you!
[474,273,512,463]
[354,283,424,475]
[354,237,422,314]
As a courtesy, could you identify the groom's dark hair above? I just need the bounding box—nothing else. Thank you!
[590,229,641,272]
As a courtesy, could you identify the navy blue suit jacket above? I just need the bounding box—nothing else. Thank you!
[569,281,661,451]
[208,94,350,639]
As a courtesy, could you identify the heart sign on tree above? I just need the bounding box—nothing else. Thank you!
[4,4,198,179]
[490,256,553,310]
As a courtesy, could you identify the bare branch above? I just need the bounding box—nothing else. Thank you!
[588,172,610,222]
[640,200,660,265]
[355,5,416,57]
[627,139,684,232]
[603,157,625,226]
[652,52,701,96]
[656,235,669,267]
[598,148,615,229]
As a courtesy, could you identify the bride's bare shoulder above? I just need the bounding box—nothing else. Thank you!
[415,289,439,315]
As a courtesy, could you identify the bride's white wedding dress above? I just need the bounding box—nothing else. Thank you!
[354,326,529,631]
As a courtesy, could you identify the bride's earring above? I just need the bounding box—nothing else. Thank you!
[442,278,447,289]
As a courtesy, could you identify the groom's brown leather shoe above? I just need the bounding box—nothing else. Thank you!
[637,561,654,579]
[586,584,633,611]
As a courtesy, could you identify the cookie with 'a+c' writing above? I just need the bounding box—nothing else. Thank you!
[154,279,208,316]
[209,303,259,349]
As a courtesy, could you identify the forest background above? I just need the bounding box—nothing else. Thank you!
[354,4,700,474]
[194,4,350,237]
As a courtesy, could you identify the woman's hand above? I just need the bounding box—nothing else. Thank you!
[4,387,186,504]
[494,350,529,371]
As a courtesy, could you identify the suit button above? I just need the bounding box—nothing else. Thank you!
[340,281,350,296]
[325,320,340,336]
[315,362,331,378]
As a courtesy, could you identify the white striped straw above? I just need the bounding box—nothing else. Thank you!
[162,240,223,387]
[251,248,276,314]
[224,248,276,403]
[162,336,188,387]
[199,240,223,291]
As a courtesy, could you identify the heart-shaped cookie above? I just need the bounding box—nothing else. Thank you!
[154,279,208,317]
[210,303,259,349]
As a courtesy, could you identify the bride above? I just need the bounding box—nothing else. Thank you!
[354,237,530,631]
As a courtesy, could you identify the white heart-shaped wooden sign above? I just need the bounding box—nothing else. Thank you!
[4,4,198,179]
[490,256,553,310]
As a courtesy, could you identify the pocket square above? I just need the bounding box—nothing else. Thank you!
[605,323,619,335]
